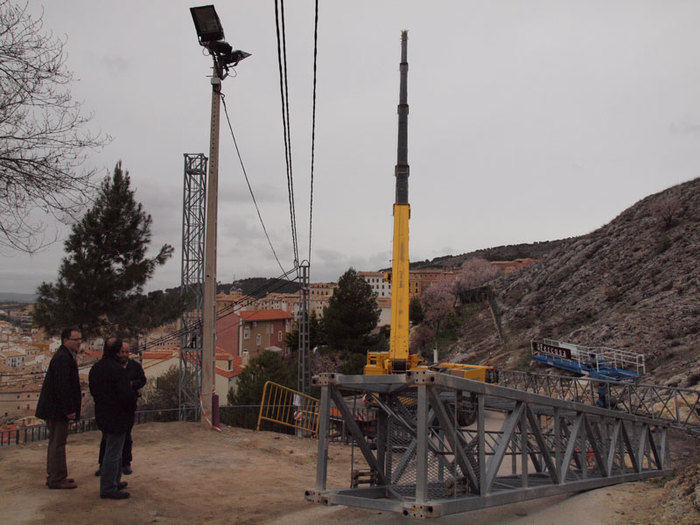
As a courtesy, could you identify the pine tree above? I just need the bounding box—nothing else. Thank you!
[322,268,380,353]
[33,161,174,337]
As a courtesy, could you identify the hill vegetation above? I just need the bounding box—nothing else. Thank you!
[420,178,699,387]
[217,277,299,298]
[410,238,570,269]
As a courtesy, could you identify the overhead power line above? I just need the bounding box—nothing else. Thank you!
[219,92,286,275]
[308,0,319,264]
[138,266,299,352]
[274,0,299,267]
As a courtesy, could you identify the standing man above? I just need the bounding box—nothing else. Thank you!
[121,342,146,474]
[95,341,146,476]
[35,327,83,490]
[89,337,137,500]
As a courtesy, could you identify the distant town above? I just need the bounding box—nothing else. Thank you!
[0,260,535,427]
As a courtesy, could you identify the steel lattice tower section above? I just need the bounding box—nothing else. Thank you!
[179,153,208,421]
[297,262,311,393]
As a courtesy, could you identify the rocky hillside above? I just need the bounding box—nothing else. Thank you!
[451,178,699,386]
[413,239,569,269]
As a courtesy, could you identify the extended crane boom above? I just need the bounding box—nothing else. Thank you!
[364,31,496,384]
[388,30,411,370]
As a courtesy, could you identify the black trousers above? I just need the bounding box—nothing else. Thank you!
[98,424,133,466]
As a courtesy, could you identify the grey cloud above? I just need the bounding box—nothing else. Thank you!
[101,55,129,74]
[670,121,700,136]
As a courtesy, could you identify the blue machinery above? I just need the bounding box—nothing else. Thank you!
[531,339,646,381]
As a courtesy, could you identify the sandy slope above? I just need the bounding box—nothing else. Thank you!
[0,422,689,524]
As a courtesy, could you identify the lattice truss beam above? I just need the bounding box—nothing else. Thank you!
[499,370,700,434]
[307,372,671,519]
[298,262,311,393]
[179,153,207,421]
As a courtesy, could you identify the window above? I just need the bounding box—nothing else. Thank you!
[244,327,250,340]
[256,334,262,346]
[278,330,283,342]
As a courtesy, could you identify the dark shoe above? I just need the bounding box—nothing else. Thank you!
[95,469,101,477]
[46,478,74,487]
[48,481,77,489]
[100,491,130,500]
[118,481,128,490]
[122,465,132,475]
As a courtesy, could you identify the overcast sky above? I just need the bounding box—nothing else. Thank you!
[1,1,698,294]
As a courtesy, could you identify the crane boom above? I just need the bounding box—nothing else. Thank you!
[389,30,411,369]
[364,31,495,384]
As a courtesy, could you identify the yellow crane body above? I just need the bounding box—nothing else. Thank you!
[364,30,495,384]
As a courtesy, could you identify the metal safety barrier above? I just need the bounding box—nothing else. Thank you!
[257,381,320,436]
[499,370,699,434]
[307,372,671,519]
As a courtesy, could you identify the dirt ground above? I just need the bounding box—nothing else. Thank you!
[0,422,695,524]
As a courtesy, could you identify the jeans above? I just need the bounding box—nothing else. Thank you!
[99,425,132,466]
[46,419,69,485]
[100,431,126,495]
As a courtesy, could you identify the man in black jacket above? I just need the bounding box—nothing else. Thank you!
[95,341,146,476]
[89,337,137,499]
[35,327,83,489]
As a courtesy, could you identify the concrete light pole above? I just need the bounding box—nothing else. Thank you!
[190,5,250,428]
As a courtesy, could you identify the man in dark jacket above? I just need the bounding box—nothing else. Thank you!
[35,327,83,489]
[89,337,137,499]
[95,341,146,475]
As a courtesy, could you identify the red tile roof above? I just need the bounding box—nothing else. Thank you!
[215,355,243,378]
[215,367,240,379]
[141,350,175,360]
[239,309,294,321]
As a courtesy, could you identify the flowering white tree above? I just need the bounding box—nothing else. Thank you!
[420,279,457,329]
[455,257,501,298]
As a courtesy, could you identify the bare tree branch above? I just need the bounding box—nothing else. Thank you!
[0,0,108,253]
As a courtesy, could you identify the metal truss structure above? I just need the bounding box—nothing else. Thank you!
[179,153,208,421]
[499,370,700,434]
[307,371,671,519]
[297,261,311,393]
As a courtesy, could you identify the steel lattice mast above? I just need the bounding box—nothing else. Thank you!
[179,153,207,421]
[297,261,310,393]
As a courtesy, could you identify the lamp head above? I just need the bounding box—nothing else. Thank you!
[190,5,225,44]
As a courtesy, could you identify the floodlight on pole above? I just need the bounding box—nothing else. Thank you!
[189,4,250,429]
[190,5,225,44]
[190,5,251,72]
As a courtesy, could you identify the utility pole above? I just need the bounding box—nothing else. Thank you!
[190,5,250,428]
[201,61,223,427]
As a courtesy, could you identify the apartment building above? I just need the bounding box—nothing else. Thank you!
[359,271,391,298]
[239,309,294,360]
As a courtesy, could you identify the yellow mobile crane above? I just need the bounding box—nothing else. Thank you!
[364,31,496,384]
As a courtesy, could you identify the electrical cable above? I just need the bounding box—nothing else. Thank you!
[280,0,300,265]
[274,0,299,267]
[308,0,319,264]
[219,92,287,275]
[138,266,299,352]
